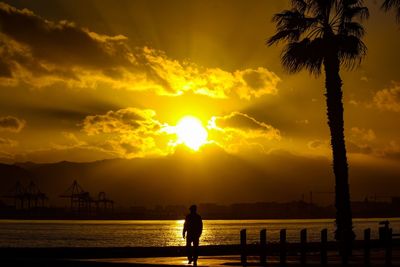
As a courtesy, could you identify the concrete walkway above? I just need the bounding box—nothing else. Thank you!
[85,256,239,266]
[4,255,400,266]
[82,254,400,266]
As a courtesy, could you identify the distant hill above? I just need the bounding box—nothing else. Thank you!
[0,145,330,206]
[1,145,399,207]
[0,163,34,194]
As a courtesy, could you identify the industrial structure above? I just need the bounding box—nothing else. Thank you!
[1,181,48,209]
[59,180,114,214]
[97,191,114,213]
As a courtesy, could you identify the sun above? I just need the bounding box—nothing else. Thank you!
[175,116,208,151]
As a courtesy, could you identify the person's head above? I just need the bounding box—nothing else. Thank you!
[189,204,197,214]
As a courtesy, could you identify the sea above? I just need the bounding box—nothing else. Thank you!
[0,218,399,247]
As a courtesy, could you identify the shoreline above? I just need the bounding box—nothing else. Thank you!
[1,240,398,257]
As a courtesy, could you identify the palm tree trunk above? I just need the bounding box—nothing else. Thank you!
[323,51,354,260]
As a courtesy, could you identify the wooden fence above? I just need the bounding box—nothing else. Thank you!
[239,226,398,266]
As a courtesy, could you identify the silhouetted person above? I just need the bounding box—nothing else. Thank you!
[183,205,203,266]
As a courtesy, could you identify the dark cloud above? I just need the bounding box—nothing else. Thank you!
[213,111,279,134]
[0,2,280,99]
[345,127,376,155]
[13,146,117,163]
[79,108,171,158]
[240,68,280,95]
[119,142,141,154]
[382,151,400,160]
[0,2,138,89]
[0,137,17,146]
[373,83,400,112]
[347,141,373,155]
[242,70,266,90]
[308,139,328,150]
[379,141,400,161]
[207,112,281,153]
[0,58,12,77]
[0,2,132,69]
[350,127,376,142]
[0,115,25,132]
[82,108,160,135]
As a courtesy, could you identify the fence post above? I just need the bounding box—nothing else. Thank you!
[241,229,247,266]
[321,229,327,266]
[260,229,267,266]
[385,228,392,266]
[280,229,287,266]
[364,228,371,266]
[300,228,307,266]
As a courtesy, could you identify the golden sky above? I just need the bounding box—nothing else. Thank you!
[0,0,399,201]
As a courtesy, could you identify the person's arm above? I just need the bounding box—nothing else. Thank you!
[182,217,187,239]
[200,217,203,236]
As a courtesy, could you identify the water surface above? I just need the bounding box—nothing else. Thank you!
[0,218,399,247]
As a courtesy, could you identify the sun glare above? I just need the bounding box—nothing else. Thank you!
[175,116,208,151]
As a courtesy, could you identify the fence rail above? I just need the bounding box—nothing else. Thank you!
[239,226,399,266]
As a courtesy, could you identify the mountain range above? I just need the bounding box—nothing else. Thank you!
[1,145,399,207]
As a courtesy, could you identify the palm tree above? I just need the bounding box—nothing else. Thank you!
[382,0,400,22]
[267,0,368,258]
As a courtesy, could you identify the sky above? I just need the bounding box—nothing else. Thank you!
[0,0,399,202]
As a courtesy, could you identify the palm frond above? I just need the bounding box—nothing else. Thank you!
[281,38,325,75]
[272,10,303,30]
[268,10,319,45]
[291,0,308,13]
[341,22,365,38]
[341,0,366,8]
[267,29,301,45]
[381,0,400,22]
[398,6,400,22]
[267,0,368,75]
[343,6,369,21]
[272,10,318,31]
[309,0,336,19]
[382,0,400,11]
[337,35,367,70]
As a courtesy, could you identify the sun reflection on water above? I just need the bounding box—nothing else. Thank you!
[1,219,398,247]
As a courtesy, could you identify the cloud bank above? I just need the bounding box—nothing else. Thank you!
[0,2,280,100]
[373,83,400,112]
[78,108,282,158]
[0,116,25,132]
